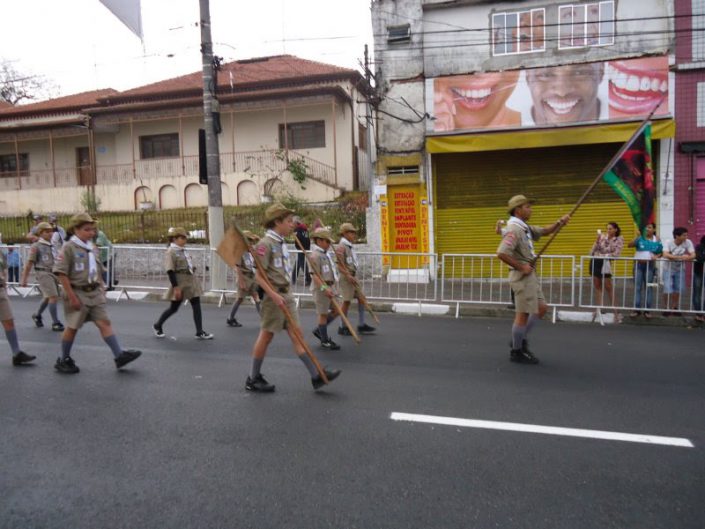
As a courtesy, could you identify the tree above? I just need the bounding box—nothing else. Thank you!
[1,59,58,106]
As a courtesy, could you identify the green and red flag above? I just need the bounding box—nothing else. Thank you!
[602,124,656,231]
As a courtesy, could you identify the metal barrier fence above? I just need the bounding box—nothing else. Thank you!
[440,254,576,319]
[578,256,705,320]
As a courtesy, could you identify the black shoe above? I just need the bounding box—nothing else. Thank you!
[312,368,341,390]
[338,326,352,336]
[12,351,36,366]
[226,318,242,327]
[115,350,142,369]
[55,356,80,374]
[320,339,341,351]
[245,373,275,392]
[357,324,376,334]
[312,328,322,341]
[31,313,43,328]
[153,324,165,338]
[195,331,214,340]
[51,322,65,332]
[510,348,539,365]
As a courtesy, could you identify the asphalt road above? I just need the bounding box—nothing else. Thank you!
[1,298,704,529]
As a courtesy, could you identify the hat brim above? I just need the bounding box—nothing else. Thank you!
[508,199,534,215]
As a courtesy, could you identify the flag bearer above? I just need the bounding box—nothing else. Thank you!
[226,230,261,327]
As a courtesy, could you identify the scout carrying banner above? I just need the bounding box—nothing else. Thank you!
[601,123,656,231]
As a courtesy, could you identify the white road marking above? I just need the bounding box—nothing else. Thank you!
[390,412,694,448]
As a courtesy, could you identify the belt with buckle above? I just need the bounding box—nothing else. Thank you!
[34,267,50,272]
[79,284,100,292]
[277,287,289,294]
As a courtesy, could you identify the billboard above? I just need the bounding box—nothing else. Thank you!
[427,55,669,133]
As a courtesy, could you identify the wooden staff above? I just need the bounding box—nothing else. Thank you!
[534,99,665,262]
[294,237,361,344]
[217,224,328,383]
[335,252,380,325]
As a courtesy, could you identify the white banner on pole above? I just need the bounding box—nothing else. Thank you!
[99,0,143,40]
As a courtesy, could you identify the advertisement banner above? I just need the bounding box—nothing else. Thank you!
[428,55,669,133]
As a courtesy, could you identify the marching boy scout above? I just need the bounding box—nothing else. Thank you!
[246,203,340,392]
[226,230,261,327]
[309,228,341,350]
[496,195,570,364]
[20,222,65,331]
[153,227,213,340]
[0,250,35,366]
[335,223,375,336]
[53,213,141,374]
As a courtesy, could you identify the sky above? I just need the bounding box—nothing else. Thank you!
[1,0,374,101]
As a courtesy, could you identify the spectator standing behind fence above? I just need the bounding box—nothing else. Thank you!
[589,222,624,323]
[6,247,21,283]
[628,222,662,319]
[152,227,213,340]
[693,235,705,323]
[94,227,114,290]
[662,227,695,316]
[291,216,311,286]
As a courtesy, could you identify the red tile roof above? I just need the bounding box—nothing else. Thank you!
[0,89,118,119]
[105,55,361,102]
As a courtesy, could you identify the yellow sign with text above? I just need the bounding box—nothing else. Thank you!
[388,184,428,268]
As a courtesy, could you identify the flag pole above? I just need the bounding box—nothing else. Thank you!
[534,98,665,261]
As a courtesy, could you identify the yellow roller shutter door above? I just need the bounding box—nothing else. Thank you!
[433,143,650,264]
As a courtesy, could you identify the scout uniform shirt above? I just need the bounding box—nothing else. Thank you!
[29,240,60,298]
[496,218,544,282]
[255,231,291,292]
[310,245,337,286]
[336,239,358,276]
[53,239,106,307]
[164,245,202,300]
[236,252,257,294]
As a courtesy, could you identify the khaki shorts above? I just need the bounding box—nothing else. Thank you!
[260,293,298,333]
[510,272,546,314]
[0,287,13,321]
[237,275,258,298]
[339,275,358,302]
[313,288,333,315]
[37,271,60,298]
[165,273,203,301]
[64,289,109,329]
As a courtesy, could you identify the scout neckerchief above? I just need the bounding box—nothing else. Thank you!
[38,238,58,260]
[312,243,339,282]
[242,251,255,271]
[339,236,358,268]
[507,216,535,257]
[70,236,98,283]
[169,243,193,273]
[265,229,292,276]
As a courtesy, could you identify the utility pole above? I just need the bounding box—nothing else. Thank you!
[199,0,226,289]
[364,44,376,205]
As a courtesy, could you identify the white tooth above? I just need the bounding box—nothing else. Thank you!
[471,89,481,99]
[614,72,628,89]
[640,77,651,91]
[651,78,660,92]
[626,75,640,91]
[660,80,668,92]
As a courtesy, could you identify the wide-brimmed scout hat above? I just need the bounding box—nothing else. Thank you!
[242,230,260,242]
[36,222,53,233]
[69,212,97,229]
[167,227,188,238]
[339,223,357,235]
[263,202,295,225]
[507,195,534,215]
[311,228,334,243]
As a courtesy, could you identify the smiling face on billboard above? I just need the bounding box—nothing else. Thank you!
[526,63,604,125]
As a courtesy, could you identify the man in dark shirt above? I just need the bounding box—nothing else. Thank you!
[291,216,311,286]
[694,235,705,322]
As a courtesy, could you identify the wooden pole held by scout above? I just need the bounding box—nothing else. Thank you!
[335,253,380,325]
[294,237,361,344]
[533,98,665,263]
[216,221,328,382]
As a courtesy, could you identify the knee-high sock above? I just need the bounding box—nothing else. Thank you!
[191,297,203,333]
[155,301,180,327]
[37,298,49,316]
[250,357,263,379]
[318,324,329,341]
[229,298,243,320]
[525,314,540,336]
[358,302,366,325]
[299,354,319,377]
[103,335,122,359]
[48,302,59,324]
[5,329,20,355]
[511,325,527,350]
[61,340,74,360]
